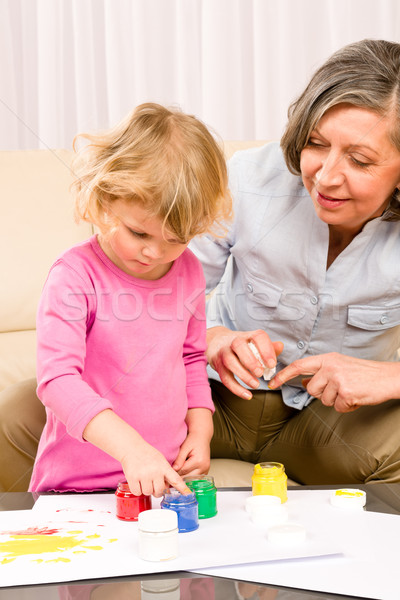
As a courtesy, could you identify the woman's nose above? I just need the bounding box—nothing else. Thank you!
[316,151,345,187]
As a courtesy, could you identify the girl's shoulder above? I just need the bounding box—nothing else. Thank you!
[173,247,205,282]
[47,235,99,283]
[56,236,95,262]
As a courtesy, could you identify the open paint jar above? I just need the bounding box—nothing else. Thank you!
[184,475,217,519]
[160,488,199,532]
[252,462,288,503]
[115,481,152,521]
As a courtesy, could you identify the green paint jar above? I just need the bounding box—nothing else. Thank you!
[184,475,218,519]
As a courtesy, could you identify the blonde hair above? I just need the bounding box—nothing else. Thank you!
[72,103,232,241]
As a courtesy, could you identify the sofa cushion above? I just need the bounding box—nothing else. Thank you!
[0,149,92,389]
[0,149,92,334]
[0,330,36,391]
[208,458,299,488]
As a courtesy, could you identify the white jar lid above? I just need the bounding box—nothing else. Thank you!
[138,508,178,532]
[245,494,281,512]
[250,504,288,528]
[330,488,366,509]
[268,523,306,545]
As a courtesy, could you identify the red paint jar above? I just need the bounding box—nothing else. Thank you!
[115,481,152,521]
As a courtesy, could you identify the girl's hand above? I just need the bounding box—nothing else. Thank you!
[172,432,211,477]
[269,352,400,412]
[172,407,213,476]
[120,440,190,498]
[206,326,283,399]
[83,409,190,498]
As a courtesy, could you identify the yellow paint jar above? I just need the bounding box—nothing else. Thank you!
[252,462,287,503]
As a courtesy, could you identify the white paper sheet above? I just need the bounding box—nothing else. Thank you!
[192,490,400,600]
[0,490,341,587]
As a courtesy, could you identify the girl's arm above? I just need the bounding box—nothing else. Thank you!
[83,409,190,497]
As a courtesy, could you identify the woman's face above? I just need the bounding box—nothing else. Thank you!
[300,103,400,234]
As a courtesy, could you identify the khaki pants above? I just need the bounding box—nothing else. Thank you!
[1,377,400,492]
[210,380,400,484]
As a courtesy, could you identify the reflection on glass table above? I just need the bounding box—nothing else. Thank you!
[0,576,365,600]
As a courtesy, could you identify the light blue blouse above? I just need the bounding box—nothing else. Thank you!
[190,142,400,409]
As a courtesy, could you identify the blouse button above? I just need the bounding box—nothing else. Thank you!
[297,340,305,350]
[246,283,253,293]
[310,296,318,305]
[380,314,389,324]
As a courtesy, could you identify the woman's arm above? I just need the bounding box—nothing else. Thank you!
[269,353,400,412]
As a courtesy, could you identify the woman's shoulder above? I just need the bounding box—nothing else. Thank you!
[228,141,304,197]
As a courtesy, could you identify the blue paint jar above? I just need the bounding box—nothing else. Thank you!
[160,488,199,533]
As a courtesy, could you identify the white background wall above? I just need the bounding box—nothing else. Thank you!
[1,0,400,150]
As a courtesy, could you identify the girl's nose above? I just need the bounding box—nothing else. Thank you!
[142,241,163,259]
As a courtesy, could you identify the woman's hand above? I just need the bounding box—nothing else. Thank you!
[269,352,400,412]
[206,326,283,399]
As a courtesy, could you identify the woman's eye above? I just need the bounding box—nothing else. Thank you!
[306,139,324,148]
[350,156,371,168]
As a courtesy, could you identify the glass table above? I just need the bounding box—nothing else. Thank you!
[1,484,399,600]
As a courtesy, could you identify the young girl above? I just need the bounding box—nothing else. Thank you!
[29,103,231,496]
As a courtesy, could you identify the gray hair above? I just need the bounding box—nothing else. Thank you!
[281,39,400,221]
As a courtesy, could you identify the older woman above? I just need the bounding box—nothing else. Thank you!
[1,39,400,491]
[190,38,400,484]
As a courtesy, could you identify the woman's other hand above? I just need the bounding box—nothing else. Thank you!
[269,352,400,412]
[206,326,283,399]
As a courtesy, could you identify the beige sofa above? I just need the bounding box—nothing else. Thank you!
[0,141,295,490]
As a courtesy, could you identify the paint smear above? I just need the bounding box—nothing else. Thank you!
[46,557,71,563]
[2,527,61,536]
[1,558,16,565]
[0,533,104,561]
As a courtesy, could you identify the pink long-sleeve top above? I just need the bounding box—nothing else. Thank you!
[29,235,213,492]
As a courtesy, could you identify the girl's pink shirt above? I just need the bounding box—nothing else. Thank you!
[30,236,213,492]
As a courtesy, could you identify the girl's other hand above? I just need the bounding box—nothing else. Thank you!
[172,432,211,477]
